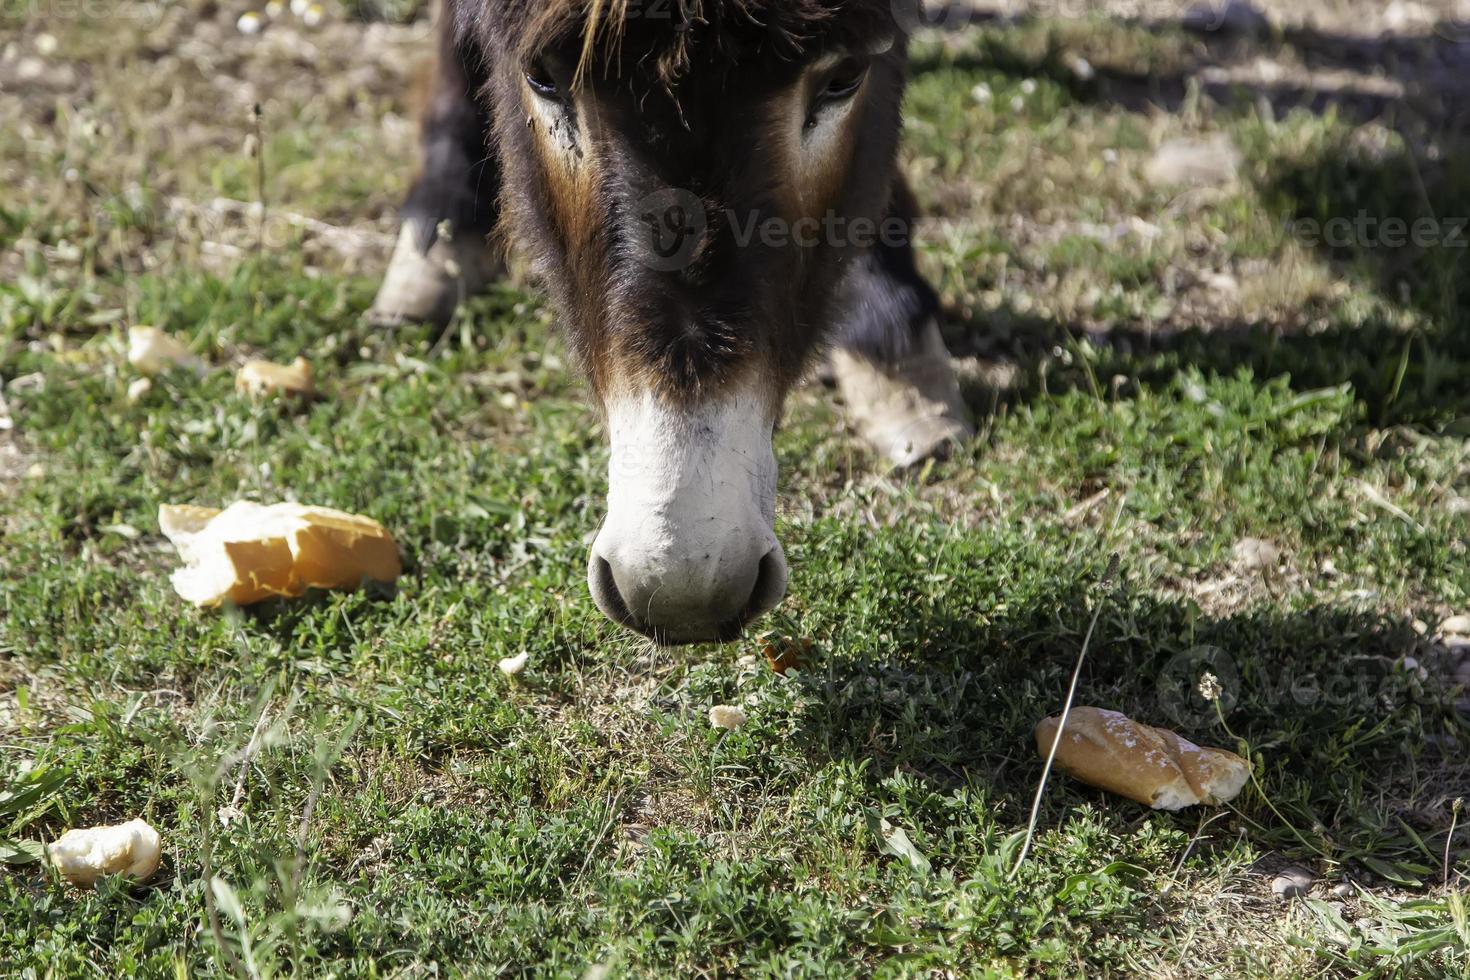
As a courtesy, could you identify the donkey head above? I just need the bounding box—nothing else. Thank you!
[476,0,911,643]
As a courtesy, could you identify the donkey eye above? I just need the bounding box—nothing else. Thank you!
[820,58,869,103]
[525,62,562,101]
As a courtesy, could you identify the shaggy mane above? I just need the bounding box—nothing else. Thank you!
[491,0,897,86]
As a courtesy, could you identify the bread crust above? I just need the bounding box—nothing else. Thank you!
[1034,707,1249,811]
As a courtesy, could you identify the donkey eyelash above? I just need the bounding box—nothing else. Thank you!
[803,58,870,132]
[820,61,869,102]
[526,68,561,101]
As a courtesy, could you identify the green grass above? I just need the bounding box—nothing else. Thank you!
[4,8,1470,979]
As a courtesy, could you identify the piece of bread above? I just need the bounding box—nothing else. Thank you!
[236,357,314,398]
[1034,707,1249,811]
[48,819,162,887]
[159,501,401,607]
[127,327,206,377]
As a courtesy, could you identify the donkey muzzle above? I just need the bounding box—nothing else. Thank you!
[588,386,788,644]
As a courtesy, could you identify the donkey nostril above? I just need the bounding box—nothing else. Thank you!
[588,553,636,628]
[742,547,789,622]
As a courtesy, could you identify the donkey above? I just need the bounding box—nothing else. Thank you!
[370,0,973,644]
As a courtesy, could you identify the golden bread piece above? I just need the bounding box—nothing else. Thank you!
[1034,707,1249,811]
[159,501,400,607]
[48,819,162,887]
[236,357,314,398]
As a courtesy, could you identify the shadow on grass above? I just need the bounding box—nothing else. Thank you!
[788,570,1468,885]
[915,16,1470,430]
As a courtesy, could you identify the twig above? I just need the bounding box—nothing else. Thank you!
[1446,798,1463,887]
[228,700,274,814]
[1012,553,1121,877]
[201,811,247,979]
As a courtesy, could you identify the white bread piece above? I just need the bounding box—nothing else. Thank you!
[1034,707,1249,811]
[159,501,401,607]
[128,327,207,377]
[708,705,748,730]
[48,819,162,887]
[236,357,314,398]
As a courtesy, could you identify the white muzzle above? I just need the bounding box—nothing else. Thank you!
[588,384,788,644]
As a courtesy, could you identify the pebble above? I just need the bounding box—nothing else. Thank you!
[1272,867,1313,899]
[1233,536,1281,572]
[1439,615,1470,638]
[1331,881,1354,899]
[1145,135,1242,189]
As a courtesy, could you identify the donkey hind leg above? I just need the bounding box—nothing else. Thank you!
[827,183,973,467]
[369,10,504,327]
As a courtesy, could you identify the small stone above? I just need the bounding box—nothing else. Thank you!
[498,652,528,676]
[1233,537,1281,572]
[1271,866,1313,899]
[1439,615,1470,638]
[1331,881,1354,899]
[1203,272,1240,295]
[236,11,264,35]
[1145,135,1242,189]
[708,705,747,730]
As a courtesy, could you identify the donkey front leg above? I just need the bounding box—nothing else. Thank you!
[828,180,973,467]
[369,6,504,327]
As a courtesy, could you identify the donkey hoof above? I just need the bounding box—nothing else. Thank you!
[367,222,502,328]
[831,319,974,468]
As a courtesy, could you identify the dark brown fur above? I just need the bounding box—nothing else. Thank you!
[446,0,910,410]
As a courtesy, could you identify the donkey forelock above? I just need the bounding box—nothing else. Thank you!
[470,0,899,89]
